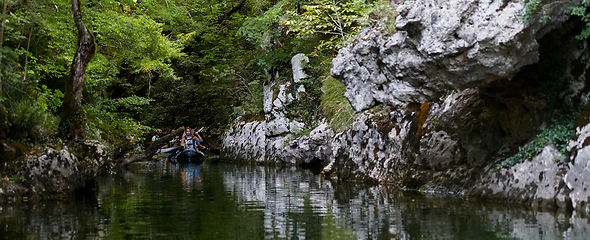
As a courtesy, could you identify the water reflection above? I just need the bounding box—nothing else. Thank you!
[163,161,204,190]
[0,160,589,239]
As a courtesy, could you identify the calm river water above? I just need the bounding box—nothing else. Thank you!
[1,159,589,239]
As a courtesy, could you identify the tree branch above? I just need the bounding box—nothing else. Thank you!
[121,127,185,166]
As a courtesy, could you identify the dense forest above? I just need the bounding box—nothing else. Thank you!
[0,0,397,159]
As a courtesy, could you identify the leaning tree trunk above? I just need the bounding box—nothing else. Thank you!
[59,0,95,141]
[122,127,185,167]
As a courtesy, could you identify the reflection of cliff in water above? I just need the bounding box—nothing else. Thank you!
[219,163,590,239]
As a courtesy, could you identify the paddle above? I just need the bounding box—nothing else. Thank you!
[197,117,215,133]
[197,118,221,155]
[166,149,179,163]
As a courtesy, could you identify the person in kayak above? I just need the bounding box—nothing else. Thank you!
[151,129,162,144]
[168,129,180,148]
[180,127,206,151]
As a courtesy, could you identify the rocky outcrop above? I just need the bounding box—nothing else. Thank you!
[467,118,590,212]
[0,140,110,201]
[332,0,579,111]
[565,125,590,213]
[222,0,590,214]
[222,54,333,166]
[322,88,501,189]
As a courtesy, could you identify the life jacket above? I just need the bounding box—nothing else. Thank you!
[184,135,197,148]
[152,134,161,142]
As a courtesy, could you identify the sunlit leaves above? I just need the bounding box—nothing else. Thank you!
[86,53,119,88]
[8,0,76,79]
[87,5,184,76]
[238,0,295,45]
[282,0,372,51]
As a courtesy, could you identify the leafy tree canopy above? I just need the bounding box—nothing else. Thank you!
[0,0,398,159]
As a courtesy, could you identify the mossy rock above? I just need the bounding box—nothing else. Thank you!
[67,141,98,160]
[66,140,109,174]
[0,141,29,164]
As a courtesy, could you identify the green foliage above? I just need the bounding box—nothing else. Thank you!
[321,76,355,133]
[8,174,26,183]
[369,0,399,32]
[567,0,590,40]
[487,115,576,177]
[88,5,184,77]
[85,103,153,148]
[0,39,58,145]
[0,49,20,85]
[518,0,543,21]
[4,98,55,145]
[282,0,373,51]
[284,55,325,126]
[21,0,77,81]
[101,95,154,116]
[36,85,64,114]
[238,0,295,46]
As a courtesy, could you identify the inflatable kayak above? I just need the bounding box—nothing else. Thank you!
[166,148,205,164]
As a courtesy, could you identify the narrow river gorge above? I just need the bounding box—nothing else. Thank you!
[1,158,588,239]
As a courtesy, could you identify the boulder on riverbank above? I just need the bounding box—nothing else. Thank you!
[0,140,109,202]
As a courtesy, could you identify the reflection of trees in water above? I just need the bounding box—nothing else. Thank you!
[0,195,107,239]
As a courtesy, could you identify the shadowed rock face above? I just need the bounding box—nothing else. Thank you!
[331,0,577,111]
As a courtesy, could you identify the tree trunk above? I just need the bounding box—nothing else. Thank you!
[59,0,95,141]
[122,127,185,167]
